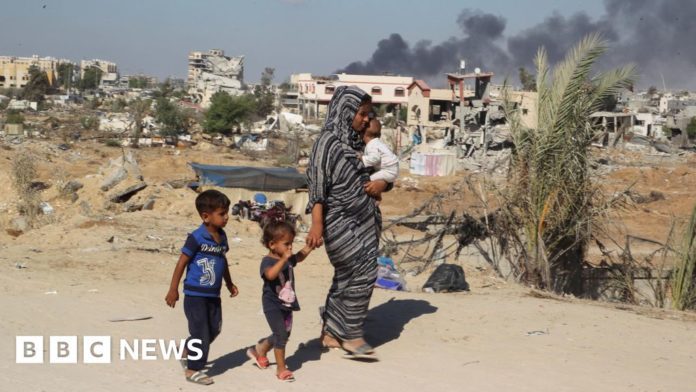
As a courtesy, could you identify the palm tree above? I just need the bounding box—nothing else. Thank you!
[671,204,696,310]
[502,33,635,294]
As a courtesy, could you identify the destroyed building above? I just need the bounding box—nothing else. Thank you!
[187,49,244,108]
[80,59,119,87]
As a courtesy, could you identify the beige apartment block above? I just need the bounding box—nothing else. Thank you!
[0,55,70,88]
[292,73,413,119]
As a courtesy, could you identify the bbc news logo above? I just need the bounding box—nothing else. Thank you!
[16,336,202,364]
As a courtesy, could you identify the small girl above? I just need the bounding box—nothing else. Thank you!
[246,220,313,382]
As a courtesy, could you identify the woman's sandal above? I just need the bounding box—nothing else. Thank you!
[341,342,378,361]
[186,370,214,385]
[277,369,296,382]
[319,331,341,351]
[246,347,270,369]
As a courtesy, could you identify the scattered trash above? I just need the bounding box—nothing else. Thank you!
[136,247,160,253]
[108,316,153,322]
[146,235,162,241]
[231,199,299,228]
[39,202,54,215]
[15,262,28,269]
[44,290,58,295]
[254,193,267,204]
[422,264,470,293]
[375,257,407,291]
[377,256,395,269]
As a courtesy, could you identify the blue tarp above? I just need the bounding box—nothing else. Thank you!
[189,162,307,192]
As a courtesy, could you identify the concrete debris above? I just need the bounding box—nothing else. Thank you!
[399,176,419,190]
[61,180,84,202]
[109,181,147,203]
[142,197,156,210]
[100,150,143,191]
[79,201,92,216]
[164,179,190,189]
[10,216,29,234]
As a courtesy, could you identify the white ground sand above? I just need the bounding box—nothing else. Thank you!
[1,140,695,391]
[1,210,695,392]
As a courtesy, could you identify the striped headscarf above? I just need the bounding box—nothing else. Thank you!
[322,85,371,151]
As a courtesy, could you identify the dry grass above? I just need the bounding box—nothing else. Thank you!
[12,151,41,228]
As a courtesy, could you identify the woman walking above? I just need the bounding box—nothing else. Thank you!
[305,85,389,359]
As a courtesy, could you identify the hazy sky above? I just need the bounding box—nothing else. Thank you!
[0,0,620,84]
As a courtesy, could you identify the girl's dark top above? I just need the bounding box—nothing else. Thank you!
[260,255,300,311]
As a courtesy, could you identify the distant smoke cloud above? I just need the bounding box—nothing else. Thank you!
[338,0,696,89]
[457,10,506,39]
[507,12,617,69]
[339,10,510,82]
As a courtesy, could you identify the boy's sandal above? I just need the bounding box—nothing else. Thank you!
[277,369,295,382]
[186,370,214,385]
[246,347,269,369]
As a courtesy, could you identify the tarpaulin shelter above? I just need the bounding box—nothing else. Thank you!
[189,163,307,192]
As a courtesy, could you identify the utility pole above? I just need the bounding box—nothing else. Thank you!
[459,60,466,138]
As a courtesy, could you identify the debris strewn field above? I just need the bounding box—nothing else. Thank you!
[1,134,695,391]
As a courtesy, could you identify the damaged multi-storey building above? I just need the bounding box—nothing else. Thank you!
[80,59,119,87]
[187,49,244,108]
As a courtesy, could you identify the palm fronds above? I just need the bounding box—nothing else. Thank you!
[672,204,696,310]
[501,34,635,294]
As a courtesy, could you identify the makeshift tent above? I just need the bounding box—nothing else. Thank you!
[189,163,307,192]
[410,151,456,176]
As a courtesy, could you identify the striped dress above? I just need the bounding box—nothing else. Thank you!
[306,86,380,341]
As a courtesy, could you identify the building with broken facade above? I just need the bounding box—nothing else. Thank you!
[80,59,119,87]
[407,80,458,126]
[291,73,413,119]
[407,71,538,134]
[187,49,244,108]
[0,55,73,88]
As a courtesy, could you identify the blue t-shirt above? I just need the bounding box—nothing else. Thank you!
[182,224,229,298]
[260,255,300,311]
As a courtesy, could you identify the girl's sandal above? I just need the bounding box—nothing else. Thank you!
[277,369,295,382]
[246,347,270,369]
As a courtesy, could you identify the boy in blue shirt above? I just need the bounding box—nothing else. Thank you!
[165,189,239,386]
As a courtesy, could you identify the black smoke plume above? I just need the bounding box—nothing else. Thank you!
[338,0,696,89]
